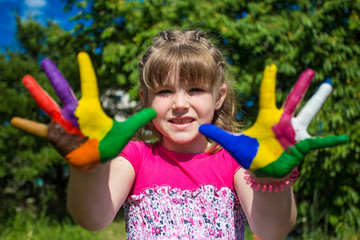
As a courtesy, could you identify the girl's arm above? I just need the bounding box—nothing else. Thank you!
[68,156,135,231]
[234,168,296,240]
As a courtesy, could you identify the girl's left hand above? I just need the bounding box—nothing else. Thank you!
[199,64,349,178]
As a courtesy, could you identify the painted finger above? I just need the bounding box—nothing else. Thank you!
[294,79,332,131]
[296,135,349,154]
[272,69,315,148]
[199,124,259,169]
[291,117,311,141]
[283,69,315,117]
[257,135,349,178]
[41,59,79,127]
[23,75,61,120]
[98,108,157,161]
[11,117,47,138]
[75,53,113,139]
[259,64,278,110]
[78,52,99,99]
[22,75,80,134]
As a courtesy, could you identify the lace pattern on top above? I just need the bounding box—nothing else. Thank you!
[123,185,246,239]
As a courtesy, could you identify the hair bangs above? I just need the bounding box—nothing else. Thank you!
[142,44,218,89]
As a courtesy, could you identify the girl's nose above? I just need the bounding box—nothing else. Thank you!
[172,92,189,110]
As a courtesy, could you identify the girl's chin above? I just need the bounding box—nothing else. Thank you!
[163,133,207,147]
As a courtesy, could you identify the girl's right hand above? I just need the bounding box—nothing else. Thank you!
[11,52,156,171]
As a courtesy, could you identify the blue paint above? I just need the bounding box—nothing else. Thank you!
[324,77,333,86]
[199,124,259,169]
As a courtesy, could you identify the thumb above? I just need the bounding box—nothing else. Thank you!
[98,108,157,162]
[125,108,157,131]
[199,124,259,169]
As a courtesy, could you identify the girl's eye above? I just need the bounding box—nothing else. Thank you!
[156,89,172,95]
[189,88,205,93]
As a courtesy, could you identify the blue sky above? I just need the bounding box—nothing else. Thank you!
[0,0,82,51]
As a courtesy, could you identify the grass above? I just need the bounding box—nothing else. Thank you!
[0,211,359,240]
[0,213,127,240]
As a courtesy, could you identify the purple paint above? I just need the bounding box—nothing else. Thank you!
[41,59,79,128]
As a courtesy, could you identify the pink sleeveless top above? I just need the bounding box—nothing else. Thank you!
[120,141,246,239]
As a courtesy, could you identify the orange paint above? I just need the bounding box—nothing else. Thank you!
[65,138,101,170]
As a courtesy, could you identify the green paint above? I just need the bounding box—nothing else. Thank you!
[98,108,156,162]
[254,146,302,178]
[297,135,349,153]
[254,135,349,178]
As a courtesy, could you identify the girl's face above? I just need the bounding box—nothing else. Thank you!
[140,75,227,154]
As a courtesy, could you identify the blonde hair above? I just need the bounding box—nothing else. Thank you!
[137,30,240,153]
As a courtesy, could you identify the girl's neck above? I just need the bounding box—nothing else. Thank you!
[161,135,210,154]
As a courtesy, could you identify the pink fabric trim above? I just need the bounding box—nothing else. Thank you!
[127,184,236,202]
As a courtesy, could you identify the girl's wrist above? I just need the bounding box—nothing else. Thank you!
[69,161,109,174]
[244,168,299,193]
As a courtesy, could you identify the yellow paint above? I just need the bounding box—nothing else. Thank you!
[78,52,100,99]
[75,52,113,140]
[243,64,285,170]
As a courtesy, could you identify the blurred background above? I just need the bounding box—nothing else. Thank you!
[0,0,359,239]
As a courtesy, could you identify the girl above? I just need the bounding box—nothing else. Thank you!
[71,30,296,239]
[11,30,347,239]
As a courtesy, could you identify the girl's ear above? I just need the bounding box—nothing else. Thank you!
[139,87,146,106]
[215,84,227,110]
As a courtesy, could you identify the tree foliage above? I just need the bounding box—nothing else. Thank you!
[0,16,82,222]
[1,0,359,237]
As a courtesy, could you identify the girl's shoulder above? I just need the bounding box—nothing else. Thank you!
[120,140,159,170]
[122,140,159,152]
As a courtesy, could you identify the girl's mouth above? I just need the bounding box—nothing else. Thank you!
[169,118,195,125]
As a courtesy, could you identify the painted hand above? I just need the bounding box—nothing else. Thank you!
[199,64,349,178]
[11,52,156,171]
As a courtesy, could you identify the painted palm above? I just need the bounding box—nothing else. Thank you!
[11,52,156,170]
[200,65,349,178]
